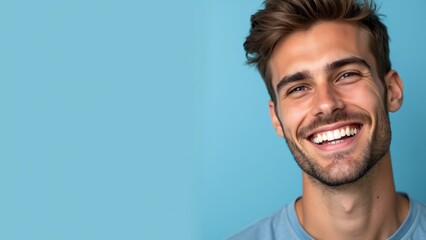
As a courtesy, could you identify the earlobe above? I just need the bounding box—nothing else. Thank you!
[385,70,404,112]
[269,101,284,138]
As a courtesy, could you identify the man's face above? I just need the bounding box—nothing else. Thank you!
[268,22,403,187]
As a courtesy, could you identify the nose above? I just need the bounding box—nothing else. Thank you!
[311,84,344,116]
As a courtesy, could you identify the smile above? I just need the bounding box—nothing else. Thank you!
[309,124,362,145]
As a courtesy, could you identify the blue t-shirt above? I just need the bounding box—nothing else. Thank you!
[228,195,426,240]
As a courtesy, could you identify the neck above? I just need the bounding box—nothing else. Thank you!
[297,152,409,240]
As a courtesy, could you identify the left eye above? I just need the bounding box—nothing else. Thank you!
[340,72,358,79]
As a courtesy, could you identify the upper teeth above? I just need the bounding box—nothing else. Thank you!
[311,126,359,144]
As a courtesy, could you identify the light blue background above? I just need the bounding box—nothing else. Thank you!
[1,0,425,239]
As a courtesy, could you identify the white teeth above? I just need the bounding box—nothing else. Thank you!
[311,125,360,144]
[327,132,334,141]
[333,129,341,139]
[329,140,344,145]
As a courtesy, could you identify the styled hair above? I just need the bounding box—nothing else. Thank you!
[244,0,390,103]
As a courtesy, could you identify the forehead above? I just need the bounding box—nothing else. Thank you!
[269,21,375,86]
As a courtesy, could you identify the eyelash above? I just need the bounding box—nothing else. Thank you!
[339,71,360,80]
[288,85,308,95]
[285,71,361,96]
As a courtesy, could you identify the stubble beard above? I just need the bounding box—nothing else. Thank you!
[282,109,391,187]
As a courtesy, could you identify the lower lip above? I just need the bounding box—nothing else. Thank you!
[309,128,362,152]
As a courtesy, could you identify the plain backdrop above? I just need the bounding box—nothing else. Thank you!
[2,0,426,239]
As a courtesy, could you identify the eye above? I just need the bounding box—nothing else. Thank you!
[339,72,360,80]
[288,85,309,95]
[336,71,362,85]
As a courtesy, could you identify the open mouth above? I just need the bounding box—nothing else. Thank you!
[309,124,362,145]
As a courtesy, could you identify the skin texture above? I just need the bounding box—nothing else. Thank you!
[268,21,407,239]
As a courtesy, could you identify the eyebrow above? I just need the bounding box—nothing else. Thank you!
[276,71,311,95]
[275,56,371,95]
[325,56,371,72]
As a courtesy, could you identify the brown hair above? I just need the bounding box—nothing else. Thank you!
[244,0,390,104]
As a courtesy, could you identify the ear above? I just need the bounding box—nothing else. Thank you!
[384,70,404,112]
[269,101,284,138]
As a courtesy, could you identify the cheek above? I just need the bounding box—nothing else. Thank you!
[280,101,311,136]
[345,83,385,111]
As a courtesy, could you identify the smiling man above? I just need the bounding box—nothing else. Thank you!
[229,0,426,239]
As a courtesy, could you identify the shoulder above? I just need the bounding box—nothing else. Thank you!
[226,210,281,240]
[226,203,302,240]
[406,198,426,238]
[413,199,426,224]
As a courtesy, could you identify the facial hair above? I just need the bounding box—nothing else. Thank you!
[281,109,391,187]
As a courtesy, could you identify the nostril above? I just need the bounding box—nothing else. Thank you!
[313,93,344,116]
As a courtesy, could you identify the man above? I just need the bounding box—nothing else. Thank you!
[229,0,426,239]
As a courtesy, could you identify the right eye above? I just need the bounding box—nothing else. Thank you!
[288,85,308,95]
